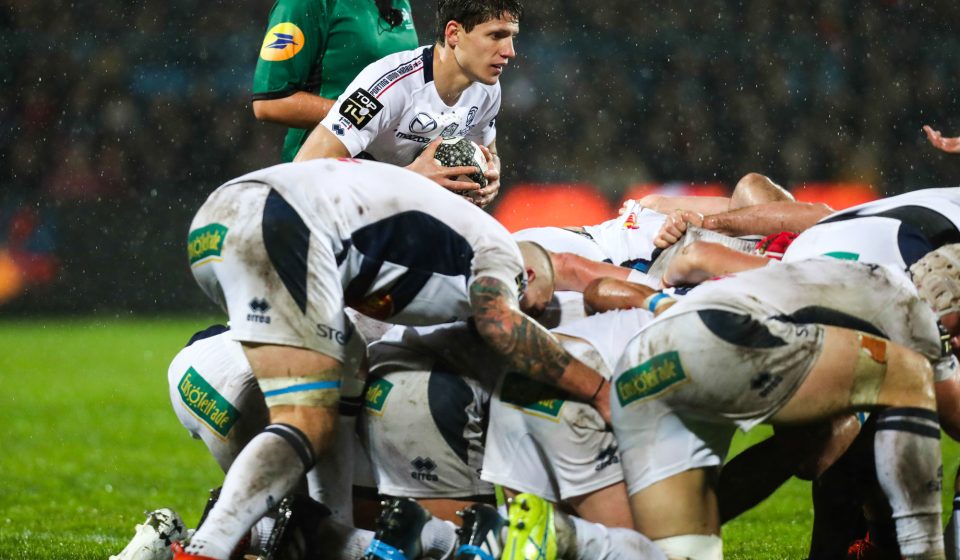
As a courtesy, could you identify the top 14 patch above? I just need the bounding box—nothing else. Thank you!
[340,88,383,129]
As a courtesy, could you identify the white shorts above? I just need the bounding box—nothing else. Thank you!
[167,330,268,471]
[481,373,622,503]
[189,182,352,363]
[361,360,493,499]
[612,308,823,494]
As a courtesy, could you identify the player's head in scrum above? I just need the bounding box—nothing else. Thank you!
[434,0,523,86]
[516,240,556,317]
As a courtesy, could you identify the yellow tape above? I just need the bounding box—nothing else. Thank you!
[849,333,887,407]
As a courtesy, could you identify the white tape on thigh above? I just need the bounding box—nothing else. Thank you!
[259,375,341,407]
[653,534,723,560]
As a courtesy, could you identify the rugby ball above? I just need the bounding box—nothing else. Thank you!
[432,136,488,188]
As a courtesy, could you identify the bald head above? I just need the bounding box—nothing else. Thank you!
[517,241,555,316]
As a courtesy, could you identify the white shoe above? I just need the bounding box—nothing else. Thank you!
[110,508,188,560]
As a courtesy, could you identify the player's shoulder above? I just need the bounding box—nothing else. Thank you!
[353,45,431,94]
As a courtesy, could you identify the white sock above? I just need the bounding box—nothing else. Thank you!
[311,516,373,560]
[420,517,458,559]
[186,425,313,559]
[946,495,960,560]
[558,512,666,560]
[874,408,944,557]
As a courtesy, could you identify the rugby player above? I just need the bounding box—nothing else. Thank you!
[504,256,954,560]
[293,0,523,207]
[174,158,609,560]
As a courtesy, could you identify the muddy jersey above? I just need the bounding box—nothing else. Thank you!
[651,259,956,381]
[211,159,522,326]
[318,46,499,165]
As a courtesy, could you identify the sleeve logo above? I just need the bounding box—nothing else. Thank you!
[364,378,394,415]
[339,88,383,129]
[179,367,240,438]
[188,223,228,266]
[259,23,305,61]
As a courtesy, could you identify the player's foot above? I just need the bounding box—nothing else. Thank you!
[170,542,216,560]
[260,494,331,560]
[110,508,187,560]
[845,532,901,560]
[502,493,557,560]
[454,503,506,560]
[363,498,431,560]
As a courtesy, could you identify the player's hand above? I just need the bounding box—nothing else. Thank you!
[618,199,636,216]
[923,125,960,154]
[654,209,705,249]
[471,145,501,208]
[406,137,483,194]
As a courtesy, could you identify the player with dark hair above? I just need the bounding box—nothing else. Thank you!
[294,0,523,207]
[251,0,418,162]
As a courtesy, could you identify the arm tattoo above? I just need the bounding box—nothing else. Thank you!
[470,277,571,384]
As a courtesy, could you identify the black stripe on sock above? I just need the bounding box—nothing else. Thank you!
[875,420,941,439]
[881,407,940,423]
[265,424,315,469]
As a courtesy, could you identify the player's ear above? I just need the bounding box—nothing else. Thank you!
[445,21,460,46]
[525,266,536,284]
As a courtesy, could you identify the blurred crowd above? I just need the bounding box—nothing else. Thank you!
[3,0,960,310]
[4,0,960,204]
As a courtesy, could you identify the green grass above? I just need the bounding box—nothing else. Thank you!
[0,318,957,559]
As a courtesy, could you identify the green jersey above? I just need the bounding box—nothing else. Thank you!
[252,0,418,162]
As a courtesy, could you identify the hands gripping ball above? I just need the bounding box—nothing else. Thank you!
[431,136,488,188]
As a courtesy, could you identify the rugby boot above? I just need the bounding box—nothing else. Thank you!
[170,542,216,560]
[363,498,431,560]
[454,503,506,560]
[846,532,902,560]
[502,493,557,560]
[261,494,331,560]
[111,508,187,560]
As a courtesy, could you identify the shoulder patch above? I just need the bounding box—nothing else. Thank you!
[260,23,305,61]
[178,367,240,438]
[615,351,688,407]
[339,88,383,129]
[188,223,228,266]
[365,377,394,415]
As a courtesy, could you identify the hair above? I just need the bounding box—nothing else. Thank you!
[435,0,524,44]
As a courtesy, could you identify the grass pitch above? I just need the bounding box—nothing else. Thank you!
[1,318,958,559]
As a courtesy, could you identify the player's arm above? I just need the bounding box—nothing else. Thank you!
[293,124,351,160]
[469,276,611,422]
[662,240,769,287]
[583,277,657,313]
[253,92,336,129]
[549,251,657,291]
[654,201,832,248]
[923,125,960,154]
[251,0,328,128]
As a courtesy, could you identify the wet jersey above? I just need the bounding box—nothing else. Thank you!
[318,46,499,165]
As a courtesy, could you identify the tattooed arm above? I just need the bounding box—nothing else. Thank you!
[469,276,611,422]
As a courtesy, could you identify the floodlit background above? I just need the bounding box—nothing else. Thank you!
[2,0,960,313]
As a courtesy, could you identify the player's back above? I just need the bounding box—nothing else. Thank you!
[218,158,522,325]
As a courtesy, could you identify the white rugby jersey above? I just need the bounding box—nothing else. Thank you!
[582,203,667,269]
[219,159,523,326]
[553,309,652,378]
[652,259,957,381]
[785,187,960,269]
[319,45,499,165]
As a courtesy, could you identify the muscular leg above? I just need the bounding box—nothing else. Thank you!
[566,481,633,529]
[185,344,342,559]
[772,327,943,559]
